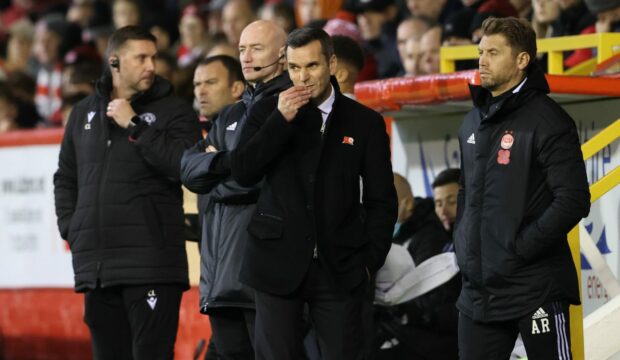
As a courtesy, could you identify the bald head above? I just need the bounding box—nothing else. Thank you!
[394,173,415,223]
[239,20,287,84]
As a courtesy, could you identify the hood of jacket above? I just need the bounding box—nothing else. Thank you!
[95,74,173,105]
[469,61,550,117]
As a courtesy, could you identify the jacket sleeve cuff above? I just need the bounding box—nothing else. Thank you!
[128,120,149,141]
[210,150,231,175]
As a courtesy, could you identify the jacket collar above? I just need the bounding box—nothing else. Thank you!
[243,71,292,104]
[469,61,550,111]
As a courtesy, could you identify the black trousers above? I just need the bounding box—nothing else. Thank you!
[459,301,572,360]
[254,259,366,360]
[83,284,183,360]
[208,307,256,359]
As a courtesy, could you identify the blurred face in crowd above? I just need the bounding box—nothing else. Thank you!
[260,4,295,33]
[357,10,388,40]
[478,34,529,96]
[238,20,286,84]
[222,0,256,46]
[433,182,459,231]
[394,174,414,224]
[596,5,620,28]
[179,14,205,49]
[155,58,174,81]
[397,18,430,61]
[33,25,61,66]
[287,40,336,105]
[406,0,447,21]
[420,27,442,75]
[207,43,239,59]
[554,0,579,10]
[193,61,244,118]
[7,34,33,69]
[297,0,322,26]
[0,97,17,132]
[533,0,560,25]
[67,0,94,28]
[111,40,157,97]
[403,38,423,76]
[113,0,140,29]
[150,25,171,51]
[511,0,532,12]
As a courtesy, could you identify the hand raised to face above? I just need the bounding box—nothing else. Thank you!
[277,86,311,122]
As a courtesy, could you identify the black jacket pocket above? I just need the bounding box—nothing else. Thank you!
[247,212,284,239]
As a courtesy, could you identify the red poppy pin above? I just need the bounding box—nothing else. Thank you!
[342,136,354,146]
[497,149,511,165]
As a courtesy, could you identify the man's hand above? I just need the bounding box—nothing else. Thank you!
[277,86,311,122]
[206,145,217,153]
[107,99,136,128]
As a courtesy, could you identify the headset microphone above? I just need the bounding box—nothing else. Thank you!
[252,55,284,72]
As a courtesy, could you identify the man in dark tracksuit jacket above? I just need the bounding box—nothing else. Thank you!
[455,18,590,360]
[181,73,291,358]
[231,28,397,360]
[53,27,200,360]
[180,20,290,359]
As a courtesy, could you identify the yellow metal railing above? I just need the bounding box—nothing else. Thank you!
[568,118,620,359]
[440,33,620,75]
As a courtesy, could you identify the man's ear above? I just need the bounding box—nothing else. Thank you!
[517,51,530,71]
[335,67,348,85]
[231,80,245,99]
[278,46,286,64]
[329,54,337,76]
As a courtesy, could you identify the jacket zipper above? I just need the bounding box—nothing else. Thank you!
[96,117,113,287]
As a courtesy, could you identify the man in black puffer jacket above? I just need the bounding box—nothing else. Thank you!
[455,17,590,359]
[54,26,200,360]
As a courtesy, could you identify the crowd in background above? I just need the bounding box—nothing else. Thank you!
[0,0,618,131]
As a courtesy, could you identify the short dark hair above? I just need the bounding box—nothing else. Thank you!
[106,25,156,57]
[286,27,334,63]
[481,17,537,67]
[432,168,461,188]
[331,35,364,72]
[198,55,244,85]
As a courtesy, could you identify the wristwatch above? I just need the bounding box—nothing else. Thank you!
[128,115,141,127]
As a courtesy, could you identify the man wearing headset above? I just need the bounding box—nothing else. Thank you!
[54,26,201,359]
[180,20,291,359]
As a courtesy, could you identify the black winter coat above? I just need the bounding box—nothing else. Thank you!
[180,72,292,312]
[455,64,590,322]
[54,75,201,292]
[231,80,398,295]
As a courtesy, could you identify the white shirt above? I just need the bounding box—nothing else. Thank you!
[317,85,335,126]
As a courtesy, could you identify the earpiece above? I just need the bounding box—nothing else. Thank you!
[110,57,120,69]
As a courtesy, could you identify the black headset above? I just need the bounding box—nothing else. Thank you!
[110,57,120,69]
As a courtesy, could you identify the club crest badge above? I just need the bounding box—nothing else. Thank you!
[500,131,514,149]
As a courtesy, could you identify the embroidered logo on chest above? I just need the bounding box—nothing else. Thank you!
[139,112,157,125]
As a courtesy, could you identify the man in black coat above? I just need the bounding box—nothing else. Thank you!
[53,26,201,359]
[231,27,398,359]
[455,17,590,359]
[181,20,291,359]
